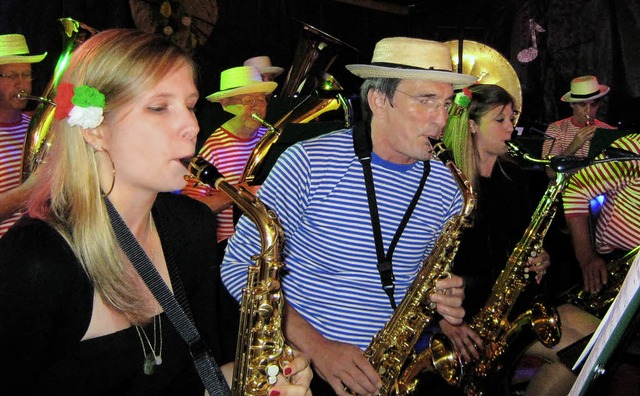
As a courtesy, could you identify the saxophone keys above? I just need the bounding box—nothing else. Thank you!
[266,364,280,384]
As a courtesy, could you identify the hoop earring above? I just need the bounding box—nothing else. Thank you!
[100,149,116,197]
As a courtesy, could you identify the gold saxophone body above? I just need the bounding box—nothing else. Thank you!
[19,18,96,182]
[563,246,640,318]
[359,139,476,396]
[187,156,293,396]
[453,141,565,395]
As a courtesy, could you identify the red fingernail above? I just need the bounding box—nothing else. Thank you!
[284,367,293,376]
[269,391,281,396]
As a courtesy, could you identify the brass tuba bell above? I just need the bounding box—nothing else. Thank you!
[279,20,359,98]
[444,40,523,124]
[19,18,97,183]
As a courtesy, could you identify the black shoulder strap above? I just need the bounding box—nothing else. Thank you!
[353,122,373,160]
[352,124,430,310]
[104,197,230,396]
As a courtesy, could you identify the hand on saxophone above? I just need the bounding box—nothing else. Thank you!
[525,248,551,284]
[578,253,608,294]
[311,338,381,396]
[430,275,465,325]
[270,350,314,396]
[439,319,483,363]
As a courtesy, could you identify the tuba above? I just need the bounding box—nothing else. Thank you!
[239,22,357,184]
[276,20,357,126]
[187,156,293,395]
[279,20,358,98]
[356,139,476,395]
[445,40,523,124]
[19,18,96,182]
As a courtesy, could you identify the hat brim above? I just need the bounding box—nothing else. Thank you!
[345,64,477,89]
[259,66,284,77]
[0,52,47,65]
[206,81,278,102]
[561,86,610,102]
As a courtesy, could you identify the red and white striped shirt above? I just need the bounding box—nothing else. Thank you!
[563,133,640,253]
[542,117,616,158]
[0,113,30,237]
[181,126,266,242]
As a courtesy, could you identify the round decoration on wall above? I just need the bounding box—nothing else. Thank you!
[129,0,218,54]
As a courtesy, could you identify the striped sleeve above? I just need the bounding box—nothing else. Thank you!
[0,114,30,237]
[563,134,640,251]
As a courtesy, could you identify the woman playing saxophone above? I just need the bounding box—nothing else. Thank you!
[0,28,312,395]
[434,84,599,395]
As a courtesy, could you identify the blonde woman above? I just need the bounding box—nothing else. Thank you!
[0,29,311,396]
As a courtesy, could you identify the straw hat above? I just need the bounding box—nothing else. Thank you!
[0,34,47,65]
[206,66,278,102]
[561,75,610,103]
[346,37,476,88]
[243,56,284,78]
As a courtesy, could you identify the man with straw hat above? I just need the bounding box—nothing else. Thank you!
[182,65,277,245]
[542,75,616,179]
[0,34,46,237]
[222,37,476,395]
[244,55,285,82]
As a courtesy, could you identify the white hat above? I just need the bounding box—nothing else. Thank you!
[0,34,47,65]
[561,75,610,103]
[206,66,278,102]
[345,37,476,89]
[243,56,284,78]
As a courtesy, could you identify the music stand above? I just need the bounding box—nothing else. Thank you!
[588,129,637,159]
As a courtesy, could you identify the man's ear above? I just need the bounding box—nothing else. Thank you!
[81,126,107,150]
[368,89,388,116]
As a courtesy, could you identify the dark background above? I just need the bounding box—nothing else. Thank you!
[2,0,639,136]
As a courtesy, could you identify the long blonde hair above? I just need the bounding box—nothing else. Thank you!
[27,29,197,323]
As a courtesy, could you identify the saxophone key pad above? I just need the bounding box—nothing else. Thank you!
[267,364,280,384]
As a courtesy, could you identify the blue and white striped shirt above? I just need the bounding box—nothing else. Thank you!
[221,128,462,349]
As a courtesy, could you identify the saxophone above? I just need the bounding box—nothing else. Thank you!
[563,246,639,319]
[456,141,569,395]
[19,18,96,182]
[358,139,476,396]
[187,156,293,396]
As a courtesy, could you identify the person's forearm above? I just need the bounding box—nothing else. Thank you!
[566,215,598,263]
[284,302,328,356]
[0,184,31,221]
[190,193,233,214]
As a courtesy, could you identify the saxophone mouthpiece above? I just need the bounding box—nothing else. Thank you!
[251,112,276,132]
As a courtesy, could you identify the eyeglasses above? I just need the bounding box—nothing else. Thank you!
[0,72,34,82]
[232,95,267,106]
[395,89,453,112]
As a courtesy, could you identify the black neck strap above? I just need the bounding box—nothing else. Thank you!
[104,197,230,395]
[353,123,430,309]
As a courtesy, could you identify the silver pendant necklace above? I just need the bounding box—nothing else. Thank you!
[134,213,163,375]
[135,315,163,375]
